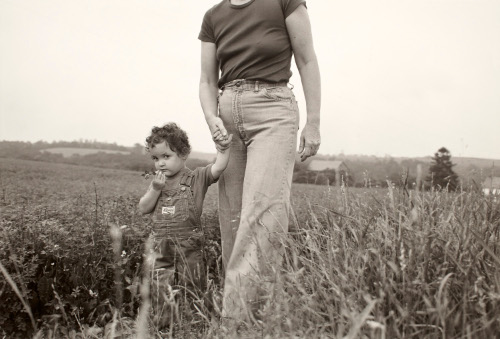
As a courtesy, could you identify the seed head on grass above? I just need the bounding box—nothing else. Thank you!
[135,235,154,338]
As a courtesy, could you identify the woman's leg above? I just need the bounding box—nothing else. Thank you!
[217,89,247,270]
[222,86,299,322]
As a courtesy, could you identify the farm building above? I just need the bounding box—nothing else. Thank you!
[482,176,500,195]
[307,160,349,186]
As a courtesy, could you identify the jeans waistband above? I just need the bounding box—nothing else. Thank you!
[221,79,289,91]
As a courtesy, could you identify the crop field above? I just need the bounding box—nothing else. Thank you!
[1,158,499,338]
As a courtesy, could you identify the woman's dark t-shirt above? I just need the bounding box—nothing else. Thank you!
[198,0,306,88]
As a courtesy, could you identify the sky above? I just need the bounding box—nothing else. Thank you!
[1,0,499,159]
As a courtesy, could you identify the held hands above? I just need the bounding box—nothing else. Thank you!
[213,130,233,153]
[208,116,232,153]
[207,116,228,139]
[151,171,166,191]
[298,122,321,162]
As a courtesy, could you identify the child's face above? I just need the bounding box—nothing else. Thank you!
[150,141,186,178]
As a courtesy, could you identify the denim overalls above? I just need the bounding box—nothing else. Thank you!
[151,170,205,288]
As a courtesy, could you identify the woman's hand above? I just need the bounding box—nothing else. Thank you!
[207,116,228,140]
[298,122,321,162]
[213,133,233,153]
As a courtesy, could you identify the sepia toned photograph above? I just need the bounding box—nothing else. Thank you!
[1,0,499,338]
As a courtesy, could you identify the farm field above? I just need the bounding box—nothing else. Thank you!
[1,158,499,338]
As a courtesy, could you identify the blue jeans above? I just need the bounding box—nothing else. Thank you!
[217,79,299,322]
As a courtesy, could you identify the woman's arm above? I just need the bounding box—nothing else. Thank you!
[199,41,228,138]
[286,5,321,162]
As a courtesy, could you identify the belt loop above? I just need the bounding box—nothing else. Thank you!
[254,80,259,92]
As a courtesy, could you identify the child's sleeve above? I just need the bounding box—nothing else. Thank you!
[194,164,218,191]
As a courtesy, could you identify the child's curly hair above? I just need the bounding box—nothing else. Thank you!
[145,123,191,157]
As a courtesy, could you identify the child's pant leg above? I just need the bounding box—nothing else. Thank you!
[151,267,175,329]
[175,233,206,291]
[152,237,177,328]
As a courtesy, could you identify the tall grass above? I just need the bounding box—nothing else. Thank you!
[1,159,499,338]
[261,185,500,338]
[132,183,499,338]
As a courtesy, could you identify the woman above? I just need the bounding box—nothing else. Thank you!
[198,0,321,324]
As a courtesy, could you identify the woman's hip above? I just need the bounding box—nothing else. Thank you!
[218,84,299,141]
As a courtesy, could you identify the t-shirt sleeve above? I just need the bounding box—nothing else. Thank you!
[282,0,307,18]
[193,164,218,193]
[198,7,215,43]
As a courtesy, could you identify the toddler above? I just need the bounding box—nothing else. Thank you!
[138,122,231,326]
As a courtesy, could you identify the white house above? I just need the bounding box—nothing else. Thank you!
[307,160,348,186]
[482,177,500,195]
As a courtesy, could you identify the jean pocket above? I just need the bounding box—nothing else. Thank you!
[262,87,294,102]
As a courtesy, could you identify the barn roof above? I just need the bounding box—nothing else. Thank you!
[307,160,346,171]
[482,177,500,189]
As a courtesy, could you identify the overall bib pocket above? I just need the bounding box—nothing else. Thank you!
[153,191,189,223]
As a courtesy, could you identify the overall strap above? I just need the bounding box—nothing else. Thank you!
[179,171,195,189]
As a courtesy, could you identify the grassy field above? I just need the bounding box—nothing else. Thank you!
[1,158,499,338]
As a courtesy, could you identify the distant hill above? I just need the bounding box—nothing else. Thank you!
[407,156,499,176]
[190,151,216,162]
[43,147,131,157]
[430,156,497,169]
[41,147,216,162]
[327,153,499,166]
[2,140,499,187]
[322,154,500,173]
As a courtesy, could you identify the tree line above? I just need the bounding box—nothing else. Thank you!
[1,141,496,190]
[293,147,496,190]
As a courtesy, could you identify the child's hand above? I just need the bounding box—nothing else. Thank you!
[212,129,226,142]
[152,171,166,191]
[214,134,233,153]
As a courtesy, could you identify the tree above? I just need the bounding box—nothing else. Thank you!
[427,147,459,191]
